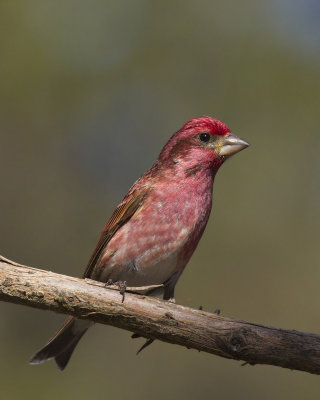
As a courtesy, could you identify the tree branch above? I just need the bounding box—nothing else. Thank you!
[1,255,320,375]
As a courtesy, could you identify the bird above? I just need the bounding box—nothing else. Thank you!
[29,116,249,370]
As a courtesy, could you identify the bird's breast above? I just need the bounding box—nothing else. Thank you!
[97,172,213,286]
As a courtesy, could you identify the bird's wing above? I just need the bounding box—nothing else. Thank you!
[83,188,150,278]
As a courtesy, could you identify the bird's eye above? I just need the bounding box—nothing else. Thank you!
[199,133,210,143]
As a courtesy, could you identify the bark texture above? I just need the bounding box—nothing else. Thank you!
[1,255,320,375]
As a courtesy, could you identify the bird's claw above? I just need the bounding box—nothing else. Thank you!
[118,281,127,302]
[105,279,127,302]
[131,333,140,339]
[198,306,221,315]
[131,333,155,354]
[136,338,154,355]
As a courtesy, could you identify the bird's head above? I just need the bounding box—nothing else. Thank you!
[158,116,249,173]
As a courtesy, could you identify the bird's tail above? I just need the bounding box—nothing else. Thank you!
[29,317,93,370]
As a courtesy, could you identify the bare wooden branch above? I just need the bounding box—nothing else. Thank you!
[1,255,320,375]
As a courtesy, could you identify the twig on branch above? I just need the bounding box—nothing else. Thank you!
[0,255,320,375]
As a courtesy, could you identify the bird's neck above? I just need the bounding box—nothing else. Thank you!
[153,160,216,201]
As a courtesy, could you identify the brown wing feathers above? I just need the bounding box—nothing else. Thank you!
[82,189,149,278]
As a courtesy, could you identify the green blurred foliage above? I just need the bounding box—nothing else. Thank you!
[0,1,320,399]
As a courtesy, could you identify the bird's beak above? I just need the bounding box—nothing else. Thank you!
[219,133,249,156]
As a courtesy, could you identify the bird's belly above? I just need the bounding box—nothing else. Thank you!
[98,232,187,286]
[106,247,181,286]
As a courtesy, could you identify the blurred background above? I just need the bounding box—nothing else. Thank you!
[0,1,319,399]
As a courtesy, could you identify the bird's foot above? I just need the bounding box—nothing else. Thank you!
[131,333,155,354]
[117,281,127,302]
[131,333,140,339]
[105,279,127,302]
[137,338,154,354]
[198,305,221,315]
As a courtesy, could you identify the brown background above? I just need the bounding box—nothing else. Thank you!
[0,1,319,399]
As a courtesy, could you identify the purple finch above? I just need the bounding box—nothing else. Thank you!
[30,116,249,370]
